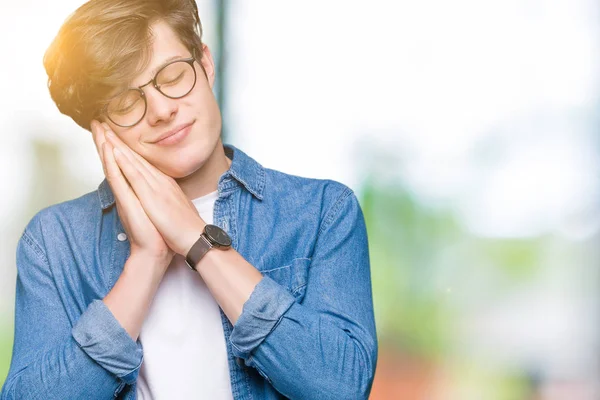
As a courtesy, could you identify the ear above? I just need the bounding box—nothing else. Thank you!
[198,43,216,89]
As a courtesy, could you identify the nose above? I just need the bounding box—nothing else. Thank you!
[144,85,178,126]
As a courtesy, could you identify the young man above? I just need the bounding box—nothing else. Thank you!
[1,0,377,399]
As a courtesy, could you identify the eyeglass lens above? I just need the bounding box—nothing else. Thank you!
[107,60,196,127]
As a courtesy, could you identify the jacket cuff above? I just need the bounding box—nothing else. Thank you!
[230,276,296,359]
[71,299,143,384]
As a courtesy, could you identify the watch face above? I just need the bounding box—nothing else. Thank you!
[204,224,232,247]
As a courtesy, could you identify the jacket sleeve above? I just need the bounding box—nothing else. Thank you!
[229,187,378,400]
[1,215,143,400]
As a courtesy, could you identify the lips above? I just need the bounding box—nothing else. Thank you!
[152,122,193,144]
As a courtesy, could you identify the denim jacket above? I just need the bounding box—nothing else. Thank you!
[1,144,377,400]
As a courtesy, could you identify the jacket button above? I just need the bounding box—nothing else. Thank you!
[117,233,128,242]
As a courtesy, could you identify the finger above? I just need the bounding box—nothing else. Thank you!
[100,142,108,177]
[101,123,162,183]
[100,124,176,190]
[103,140,139,206]
[112,145,156,202]
[104,141,154,236]
[91,120,107,165]
[104,128,162,187]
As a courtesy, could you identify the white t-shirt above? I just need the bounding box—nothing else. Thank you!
[136,190,234,400]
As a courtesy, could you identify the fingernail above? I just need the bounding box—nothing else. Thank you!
[106,130,115,138]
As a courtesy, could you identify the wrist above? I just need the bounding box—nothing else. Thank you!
[184,224,232,271]
[126,251,172,275]
[180,221,207,256]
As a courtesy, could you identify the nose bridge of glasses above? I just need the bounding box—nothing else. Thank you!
[143,81,178,122]
[139,77,159,93]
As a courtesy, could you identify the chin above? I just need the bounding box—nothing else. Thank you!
[161,158,205,179]
[149,126,220,179]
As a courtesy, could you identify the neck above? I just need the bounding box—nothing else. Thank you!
[175,138,232,200]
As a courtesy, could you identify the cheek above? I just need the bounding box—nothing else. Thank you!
[128,134,145,152]
[194,89,221,122]
[178,90,221,133]
[114,130,150,158]
[189,76,217,108]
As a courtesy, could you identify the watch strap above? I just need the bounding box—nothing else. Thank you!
[185,234,213,271]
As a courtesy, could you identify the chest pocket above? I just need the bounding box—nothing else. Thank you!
[260,257,311,302]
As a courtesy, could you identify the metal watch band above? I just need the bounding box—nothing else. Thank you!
[185,234,213,271]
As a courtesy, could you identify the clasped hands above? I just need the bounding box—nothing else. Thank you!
[90,120,206,265]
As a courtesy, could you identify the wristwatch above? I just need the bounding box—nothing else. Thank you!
[185,224,232,271]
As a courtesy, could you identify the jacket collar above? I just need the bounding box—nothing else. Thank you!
[97,143,265,210]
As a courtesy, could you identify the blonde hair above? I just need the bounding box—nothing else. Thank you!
[44,0,203,131]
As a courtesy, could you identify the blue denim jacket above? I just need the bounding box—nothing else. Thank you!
[1,144,377,400]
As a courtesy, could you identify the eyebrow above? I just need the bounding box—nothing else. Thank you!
[148,55,187,77]
[119,54,191,92]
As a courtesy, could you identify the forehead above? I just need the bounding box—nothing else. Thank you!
[131,20,190,86]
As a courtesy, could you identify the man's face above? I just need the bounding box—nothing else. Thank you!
[102,20,222,179]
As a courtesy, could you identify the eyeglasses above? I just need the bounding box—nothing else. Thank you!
[101,55,198,128]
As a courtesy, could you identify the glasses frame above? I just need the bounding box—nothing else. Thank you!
[101,54,198,128]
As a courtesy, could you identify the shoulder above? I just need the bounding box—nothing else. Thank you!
[261,167,358,226]
[22,190,103,250]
